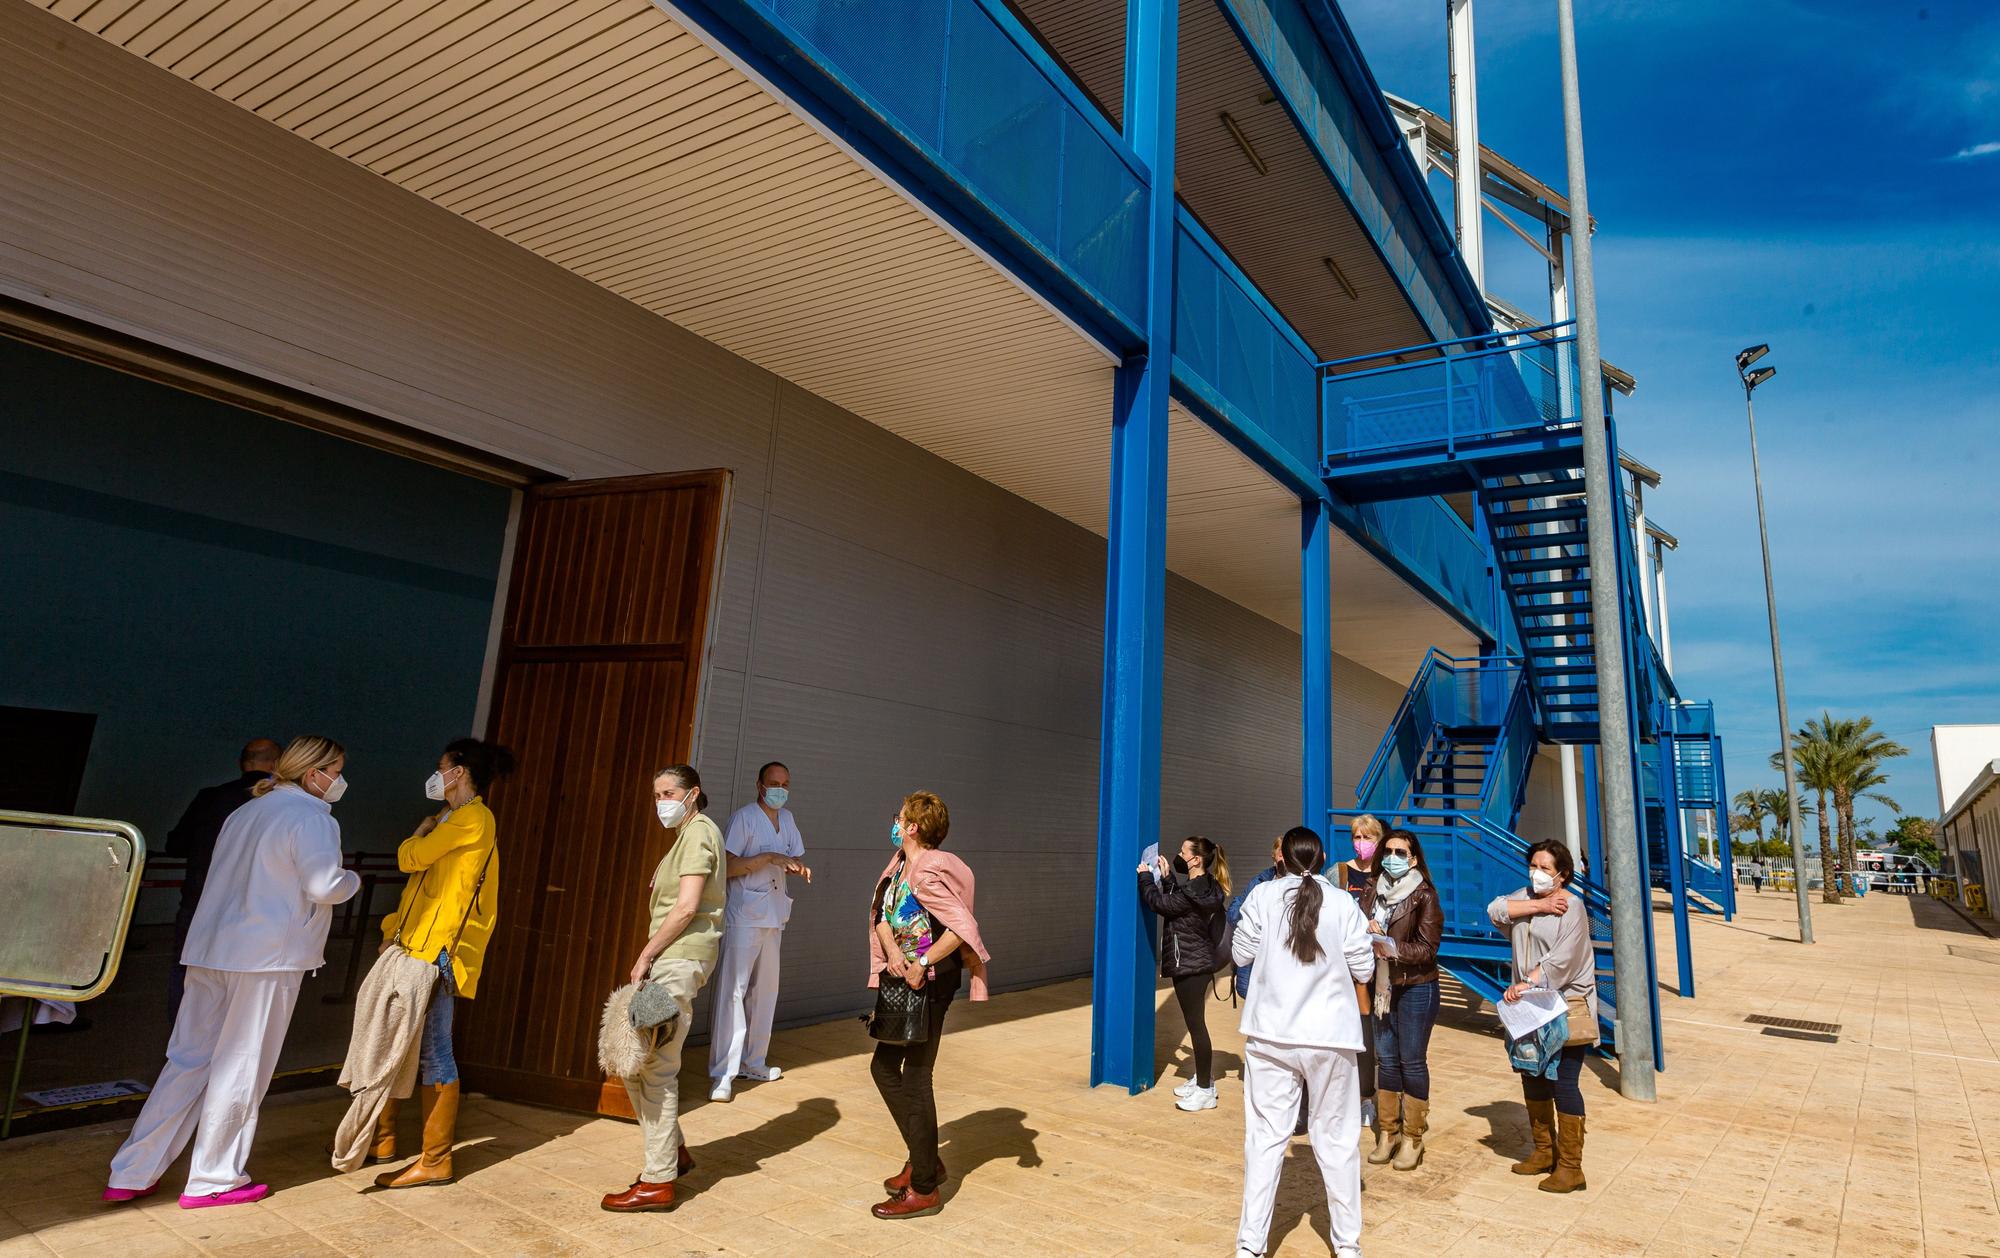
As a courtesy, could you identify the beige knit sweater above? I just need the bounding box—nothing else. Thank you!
[330,946,439,1171]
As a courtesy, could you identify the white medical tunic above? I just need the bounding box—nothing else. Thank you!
[181,783,362,972]
[721,803,804,930]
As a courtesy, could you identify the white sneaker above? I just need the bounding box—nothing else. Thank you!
[1175,1085,1218,1112]
[737,1065,782,1082]
[708,1079,733,1103]
[1173,1079,1201,1098]
[1360,1097,1377,1127]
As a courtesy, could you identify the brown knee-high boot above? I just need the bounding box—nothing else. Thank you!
[1367,1091,1401,1165]
[1511,1099,1556,1175]
[1538,1112,1586,1193]
[367,1099,399,1164]
[376,1083,460,1189]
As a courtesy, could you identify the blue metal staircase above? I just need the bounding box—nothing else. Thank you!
[1332,651,1622,1044]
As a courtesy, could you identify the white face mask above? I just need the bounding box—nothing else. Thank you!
[317,770,348,805]
[1530,869,1558,895]
[424,768,453,801]
[656,797,689,829]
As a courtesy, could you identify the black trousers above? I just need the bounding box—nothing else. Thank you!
[1171,973,1213,1088]
[1520,1044,1589,1115]
[872,994,953,1194]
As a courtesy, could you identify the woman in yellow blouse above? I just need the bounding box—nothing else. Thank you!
[370,737,514,1189]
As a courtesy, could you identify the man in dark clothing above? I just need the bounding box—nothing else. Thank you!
[165,738,280,1019]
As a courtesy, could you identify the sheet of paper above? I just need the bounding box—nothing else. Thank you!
[1495,988,1566,1041]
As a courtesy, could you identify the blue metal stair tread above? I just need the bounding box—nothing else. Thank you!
[1488,505,1588,526]
[1496,530,1588,551]
[1510,577,1593,594]
[1482,476,1587,502]
[1501,556,1591,573]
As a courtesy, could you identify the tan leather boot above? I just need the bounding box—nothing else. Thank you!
[1392,1095,1428,1170]
[1511,1099,1556,1175]
[1367,1091,1401,1165]
[376,1082,459,1188]
[366,1099,398,1165]
[1538,1112,1587,1193]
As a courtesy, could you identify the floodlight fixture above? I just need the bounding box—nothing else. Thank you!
[1736,344,1770,373]
[1744,366,1776,392]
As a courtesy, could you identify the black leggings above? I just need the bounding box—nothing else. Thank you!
[872,995,952,1194]
[1519,1045,1588,1116]
[1172,973,1213,1088]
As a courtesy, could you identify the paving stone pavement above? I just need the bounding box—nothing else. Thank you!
[4,890,1997,1256]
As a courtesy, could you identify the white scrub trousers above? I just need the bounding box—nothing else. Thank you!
[708,925,783,1080]
[1238,1037,1364,1257]
[109,966,304,1196]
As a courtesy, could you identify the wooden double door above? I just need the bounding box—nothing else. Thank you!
[460,471,727,1113]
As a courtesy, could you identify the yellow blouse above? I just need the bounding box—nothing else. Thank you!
[380,796,499,998]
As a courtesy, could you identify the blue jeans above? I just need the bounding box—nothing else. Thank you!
[419,950,458,1086]
[1375,979,1440,1101]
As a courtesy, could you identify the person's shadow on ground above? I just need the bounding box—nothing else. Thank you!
[937,1106,1041,1203]
[678,1096,842,1188]
[1464,1099,1529,1158]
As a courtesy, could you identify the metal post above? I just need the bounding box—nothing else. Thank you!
[1302,499,1335,832]
[1660,719,1695,998]
[1744,384,1815,944]
[1447,0,1485,290]
[1712,730,1737,919]
[1091,0,1177,1093]
[1652,537,1674,671]
[1555,0,1655,1099]
[1581,743,1605,879]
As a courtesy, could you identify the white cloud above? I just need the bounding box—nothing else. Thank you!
[1951,140,2000,160]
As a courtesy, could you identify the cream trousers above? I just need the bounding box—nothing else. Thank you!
[622,955,713,1182]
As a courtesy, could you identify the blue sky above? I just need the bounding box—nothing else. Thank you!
[1342,0,2000,838]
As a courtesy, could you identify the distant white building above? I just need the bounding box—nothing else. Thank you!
[1935,725,2000,912]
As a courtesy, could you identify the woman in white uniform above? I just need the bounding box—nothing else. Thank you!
[105,735,360,1209]
[1230,826,1377,1258]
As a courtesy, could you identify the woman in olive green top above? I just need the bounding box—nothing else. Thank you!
[601,764,726,1214]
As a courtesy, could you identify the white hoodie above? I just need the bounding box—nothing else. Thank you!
[181,783,361,973]
[1232,873,1376,1050]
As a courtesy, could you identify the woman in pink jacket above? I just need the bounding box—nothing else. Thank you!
[865,790,989,1221]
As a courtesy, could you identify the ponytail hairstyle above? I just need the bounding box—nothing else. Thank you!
[1280,826,1327,964]
[656,764,707,814]
[443,737,516,795]
[1180,836,1232,897]
[253,735,344,797]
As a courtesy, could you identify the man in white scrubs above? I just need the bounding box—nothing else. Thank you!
[708,761,810,1102]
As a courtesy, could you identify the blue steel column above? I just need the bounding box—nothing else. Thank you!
[1713,733,1737,918]
[1090,0,1178,1093]
[1660,719,1695,998]
[1581,744,1605,880]
[1302,499,1334,833]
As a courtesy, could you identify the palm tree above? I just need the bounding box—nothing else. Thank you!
[1818,716,1907,876]
[1772,731,1842,904]
[1733,789,1771,846]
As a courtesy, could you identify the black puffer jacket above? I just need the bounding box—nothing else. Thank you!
[1139,872,1226,978]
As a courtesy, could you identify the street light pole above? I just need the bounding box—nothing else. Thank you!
[1737,350,1814,944]
[1555,0,1655,1100]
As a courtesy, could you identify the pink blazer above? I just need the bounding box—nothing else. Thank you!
[867,847,991,1000]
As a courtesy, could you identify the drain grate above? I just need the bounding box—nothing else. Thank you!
[1760,1027,1838,1044]
[1746,1014,1841,1035]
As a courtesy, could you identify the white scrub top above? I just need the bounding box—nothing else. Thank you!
[722,802,804,930]
[181,783,361,972]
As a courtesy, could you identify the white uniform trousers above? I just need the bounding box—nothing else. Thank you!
[1238,1037,1364,1258]
[707,925,782,1080]
[109,967,303,1196]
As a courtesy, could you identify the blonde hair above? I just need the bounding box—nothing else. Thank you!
[253,735,345,796]
[1350,814,1385,845]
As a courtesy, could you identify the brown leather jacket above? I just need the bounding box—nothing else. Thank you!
[1374,876,1444,987]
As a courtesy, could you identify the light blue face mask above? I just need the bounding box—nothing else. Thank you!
[891,820,903,847]
[763,786,789,809]
[1382,854,1412,879]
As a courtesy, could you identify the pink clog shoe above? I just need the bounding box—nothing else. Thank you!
[101,1184,158,1203]
[178,1183,270,1209]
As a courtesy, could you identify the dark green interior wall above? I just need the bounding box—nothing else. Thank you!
[0,336,511,878]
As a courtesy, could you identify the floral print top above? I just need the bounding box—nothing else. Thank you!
[880,860,934,966]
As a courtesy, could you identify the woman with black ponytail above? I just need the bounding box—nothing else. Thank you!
[1229,826,1377,1258]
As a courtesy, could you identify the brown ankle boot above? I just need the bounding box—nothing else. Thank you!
[1392,1096,1428,1170]
[1367,1091,1401,1165]
[376,1082,459,1189]
[1539,1112,1587,1193]
[366,1099,398,1165]
[1511,1099,1556,1175]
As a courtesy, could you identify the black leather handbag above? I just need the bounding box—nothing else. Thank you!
[867,971,931,1045]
